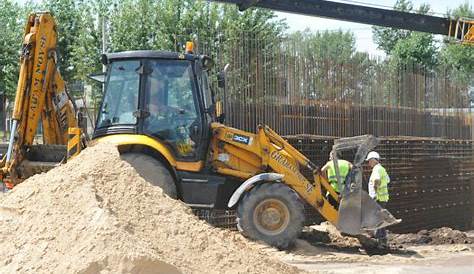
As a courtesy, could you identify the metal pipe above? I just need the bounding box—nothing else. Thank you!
[6,120,18,162]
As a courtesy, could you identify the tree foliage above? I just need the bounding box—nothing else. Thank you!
[372,0,437,68]
[0,0,27,99]
[0,0,286,101]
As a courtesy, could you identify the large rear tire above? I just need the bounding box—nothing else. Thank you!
[237,183,305,249]
[121,153,177,199]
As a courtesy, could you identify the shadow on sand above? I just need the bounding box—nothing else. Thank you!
[295,228,422,258]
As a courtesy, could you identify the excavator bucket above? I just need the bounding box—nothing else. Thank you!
[336,170,400,235]
[331,135,400,235]
[16,145,67,179]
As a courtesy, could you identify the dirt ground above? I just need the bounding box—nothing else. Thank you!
[0,143,472,274]
[270,224,474,274]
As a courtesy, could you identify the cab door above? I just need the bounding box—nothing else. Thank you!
[141,59,207,163]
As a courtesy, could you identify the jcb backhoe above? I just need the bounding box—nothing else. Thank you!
[3,12,398,249]
[91,44,398,248]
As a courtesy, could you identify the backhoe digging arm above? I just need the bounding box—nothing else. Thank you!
[1,13,79,186]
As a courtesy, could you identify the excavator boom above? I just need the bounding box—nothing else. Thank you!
[214,0,474,45]
[1,12,79,186]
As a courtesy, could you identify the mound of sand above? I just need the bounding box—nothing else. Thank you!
[0,143,301,274]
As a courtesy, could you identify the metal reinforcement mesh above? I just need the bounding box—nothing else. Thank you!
[194,31,474,232]
[197,32,472,140]
[286,135,474,233]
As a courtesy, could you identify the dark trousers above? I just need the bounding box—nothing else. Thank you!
[375,201,388,239]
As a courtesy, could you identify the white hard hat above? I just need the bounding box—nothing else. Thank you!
[366,151,380,161]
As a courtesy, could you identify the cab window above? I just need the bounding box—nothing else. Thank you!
[97,60,140,128]
[143,60,200,159]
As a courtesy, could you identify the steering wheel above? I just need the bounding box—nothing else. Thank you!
[147,105,195,134]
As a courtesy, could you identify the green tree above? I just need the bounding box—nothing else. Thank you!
[372,0,437,68]
[290,29,356,62]
[42,0,84,82]
[372,0,413,54]
[391,32,438,68]
[0,0,23,99]
[285,30,376,103]
[109,0,167,51]
[69,1,106,81]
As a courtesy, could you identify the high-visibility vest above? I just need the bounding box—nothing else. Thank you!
[376,165,390,202]
[327,159,351,193]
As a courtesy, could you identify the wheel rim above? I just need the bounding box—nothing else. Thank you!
[253,198,290,236]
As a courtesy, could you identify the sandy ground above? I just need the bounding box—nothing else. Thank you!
[272,226,474,274]
[0,143,299,274]
[0,143,472,274]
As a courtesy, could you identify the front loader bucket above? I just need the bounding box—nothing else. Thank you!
[330,135,400,235]
[336,187,400,235]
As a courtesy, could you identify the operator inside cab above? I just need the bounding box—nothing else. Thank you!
[147,75,176,119]
[143,61,198,158]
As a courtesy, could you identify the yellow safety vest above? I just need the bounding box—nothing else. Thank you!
[327,160,351,193]
[376,165,390,202]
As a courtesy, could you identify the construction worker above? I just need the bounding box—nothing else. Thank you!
[321,152,353,194]
[366,151,390,248]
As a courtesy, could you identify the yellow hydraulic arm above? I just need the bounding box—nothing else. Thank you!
[1,12,79,186]
[211,123,341,226]
[211,122,398,236]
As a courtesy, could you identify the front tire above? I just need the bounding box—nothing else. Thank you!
[237,183,305,249]
[121,153,177,199]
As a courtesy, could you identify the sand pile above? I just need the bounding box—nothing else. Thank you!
[0,143,301,274]
[389,227,473,246]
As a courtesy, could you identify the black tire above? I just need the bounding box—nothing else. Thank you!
[121,153,177,199]
[237,183,305,249]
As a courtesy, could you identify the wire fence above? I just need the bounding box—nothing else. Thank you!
[200,32,473,140]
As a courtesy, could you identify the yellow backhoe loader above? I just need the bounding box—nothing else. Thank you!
[1,12,399,249]
[90,43,398,248]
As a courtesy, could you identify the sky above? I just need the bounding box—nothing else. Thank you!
[275,0,471,56]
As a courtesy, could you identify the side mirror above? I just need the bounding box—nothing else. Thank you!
[100,54,108,65]
[218,64,230,89]
[217,113,226,124]
[201,56,214,71]
[87,73,106,84]
[217,72,225,88]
